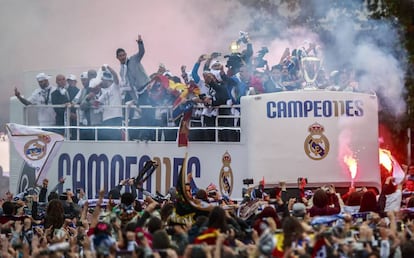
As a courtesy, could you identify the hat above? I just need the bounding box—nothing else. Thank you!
[36,72,50,82]
[292,202,307,217]
[102,71,113,81]
[163,71,173,77]
[89,78,102,88]
[80,72,88,79]
[67,74,77,81]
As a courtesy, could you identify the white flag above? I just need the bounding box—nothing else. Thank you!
[6,123,64,184]
[391,155,405,184]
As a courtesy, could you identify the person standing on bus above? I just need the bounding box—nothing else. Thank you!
[14,73,56,128]
[116,35,152,141]
[51,74,70,135]
[97,66,123,141]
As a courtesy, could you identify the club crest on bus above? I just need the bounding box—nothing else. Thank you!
[219,151,234,197]
[24,135,50,161]
[304,122,330,160]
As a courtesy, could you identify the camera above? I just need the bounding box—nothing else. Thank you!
[59,193,68,201]
[243,178,254,185]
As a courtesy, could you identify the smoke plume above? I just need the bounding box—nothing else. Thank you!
[0,0,407,128]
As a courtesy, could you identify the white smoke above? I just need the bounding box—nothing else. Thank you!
[354,44,406,114]
[311,2,407,116]
[0,0,408,128]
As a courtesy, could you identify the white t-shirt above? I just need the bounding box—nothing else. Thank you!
[384,189,402,212]
[98,83,122,121]
[27,86,56,126]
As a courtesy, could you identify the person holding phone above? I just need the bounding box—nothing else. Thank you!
[61,189,81,219]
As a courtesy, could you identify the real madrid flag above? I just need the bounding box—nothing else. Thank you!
[5,123,64,184]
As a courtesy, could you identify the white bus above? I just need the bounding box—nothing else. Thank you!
[9,90,380,199]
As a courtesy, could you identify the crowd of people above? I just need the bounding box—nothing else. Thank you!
[1,162,414,258]
[13,33,361,142]
[5,33,394,257]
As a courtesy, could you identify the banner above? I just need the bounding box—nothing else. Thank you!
[6,123,64,185]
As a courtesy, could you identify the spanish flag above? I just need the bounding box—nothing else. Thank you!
[177,111,192,147]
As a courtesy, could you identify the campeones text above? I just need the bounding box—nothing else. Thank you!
[266,99,364,118]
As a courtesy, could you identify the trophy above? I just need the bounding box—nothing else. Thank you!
[301,56,321,90]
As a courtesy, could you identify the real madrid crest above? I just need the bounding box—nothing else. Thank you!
[219,151,234,197]
[304,122,330,160]
[24,134,51,161]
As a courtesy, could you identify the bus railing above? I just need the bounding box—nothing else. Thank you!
[22,104,241,142]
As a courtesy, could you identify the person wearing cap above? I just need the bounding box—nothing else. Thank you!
[72,72,90,105]
[72,71,99,140]
[64,74,80,139]
[66,74,80,101]
[81,76,104,127]
[96,65,123,140]
[14,72,56,127]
